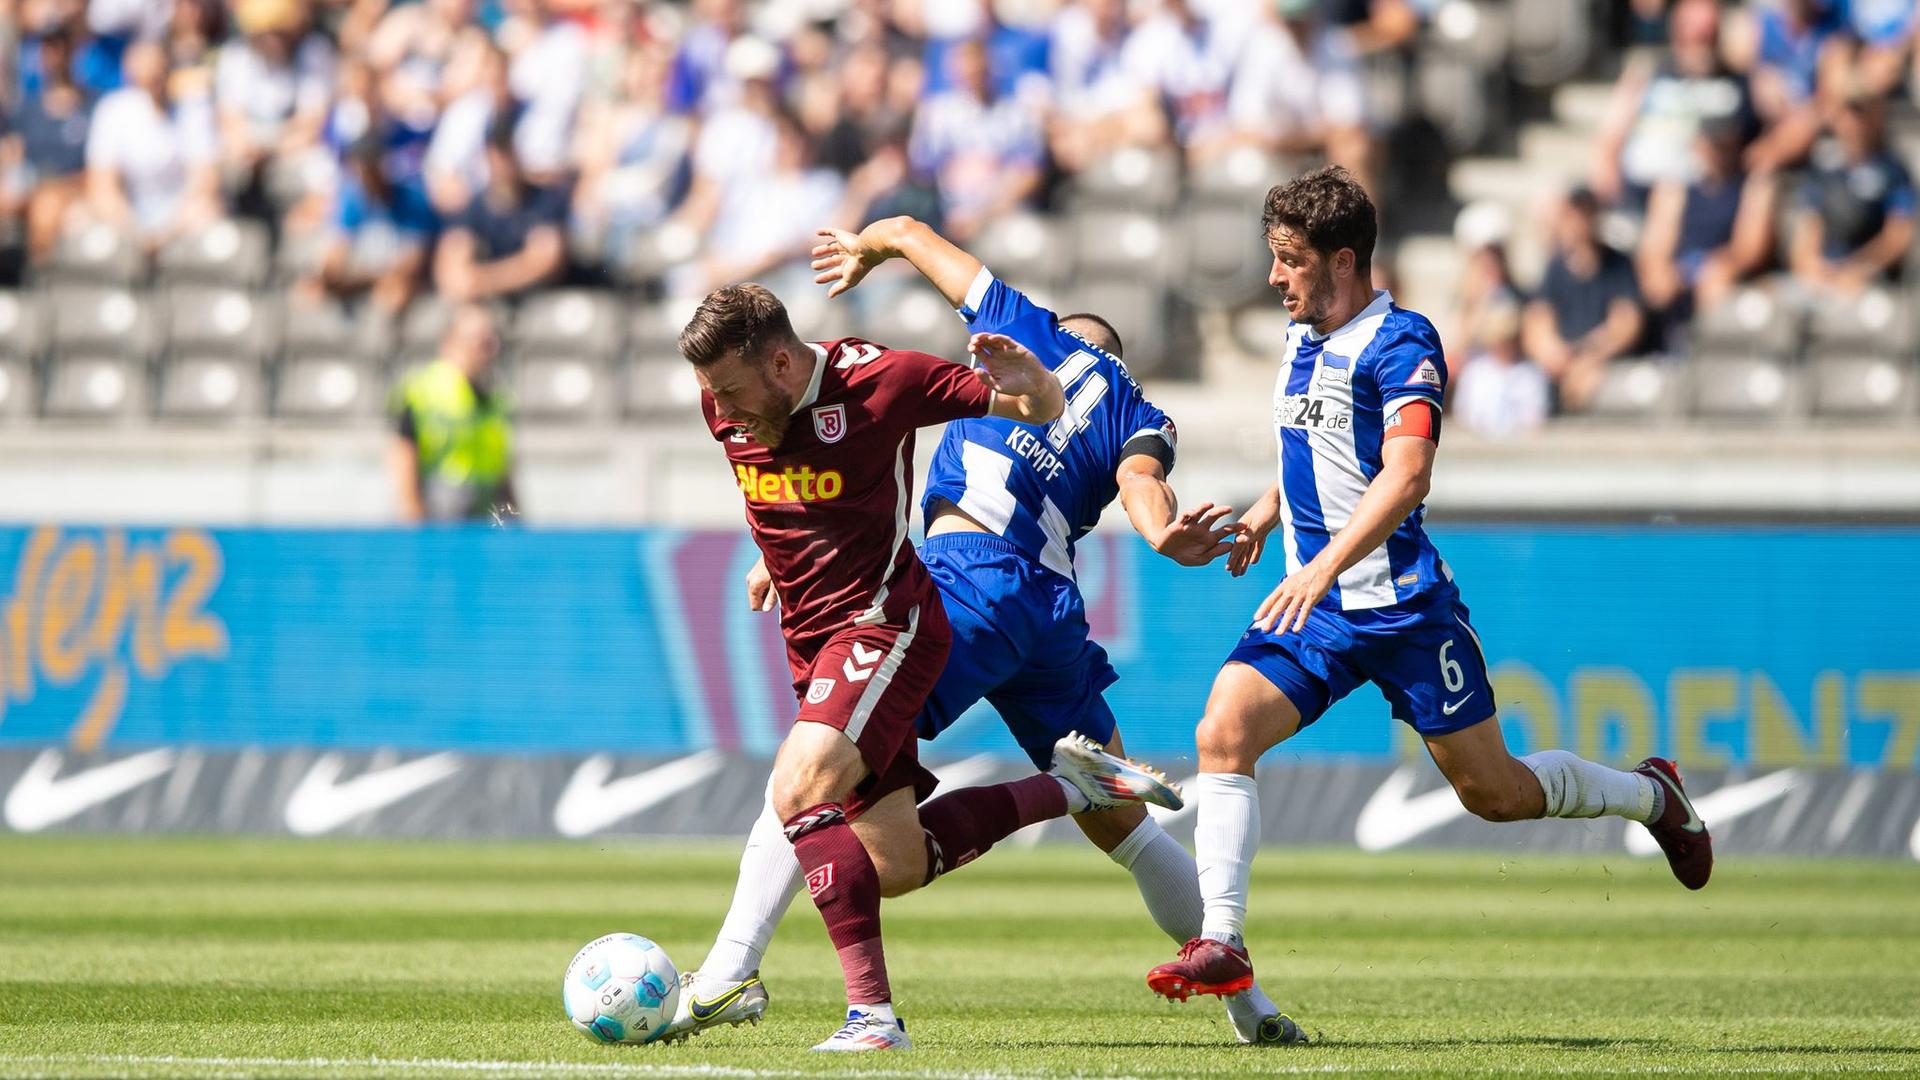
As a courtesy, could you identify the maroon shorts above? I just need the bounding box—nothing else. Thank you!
[789,599,950,819]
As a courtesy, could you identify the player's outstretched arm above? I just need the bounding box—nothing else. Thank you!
[1116,455,1242,566]
[970,332,1064,424]
[810,216,983,306]
[1254,428,1436,634]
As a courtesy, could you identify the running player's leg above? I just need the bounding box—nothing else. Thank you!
[1148,613,1359,1029]
[1384,601,1711,889]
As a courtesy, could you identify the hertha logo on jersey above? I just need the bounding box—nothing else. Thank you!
[813,404,847,443]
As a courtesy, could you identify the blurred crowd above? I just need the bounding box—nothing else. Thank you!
[1447,0,1920,437]
[0,0,1442,315]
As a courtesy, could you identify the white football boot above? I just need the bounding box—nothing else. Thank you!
[1050,732,1184,812]
[653,970,768,1044]
[810,1008,912,1052]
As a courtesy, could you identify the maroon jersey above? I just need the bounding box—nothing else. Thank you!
[702,338,995,669]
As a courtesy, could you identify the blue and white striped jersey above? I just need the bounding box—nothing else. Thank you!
[921,268,1175,581]
[1271,290,1451,612]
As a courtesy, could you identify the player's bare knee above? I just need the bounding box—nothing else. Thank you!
[1073,801,1147,854]
[1196,709,1262,772]
[769,766,838,822]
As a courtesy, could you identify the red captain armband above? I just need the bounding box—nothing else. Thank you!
[1384,400,1441,443]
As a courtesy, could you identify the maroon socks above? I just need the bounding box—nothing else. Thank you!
[784,802,890,1004]
[918,774,1068,884]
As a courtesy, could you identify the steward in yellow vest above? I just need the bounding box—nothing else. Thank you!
[388,304,517,522]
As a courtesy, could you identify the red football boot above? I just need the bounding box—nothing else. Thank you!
[1146,937,1255,1002]
[1633,757,1713,890]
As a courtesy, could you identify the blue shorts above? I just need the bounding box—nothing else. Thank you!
[917,533,1119,769]
[1227,587,1496,738]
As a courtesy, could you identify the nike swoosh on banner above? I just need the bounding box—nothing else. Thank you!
[284,753,465,837]
[552,750,728,838]
[3,749,176,833]
[1354,766,1472,852]
[1624,768,1802,857]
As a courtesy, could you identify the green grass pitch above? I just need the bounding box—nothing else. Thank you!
[2,835,1918,1078]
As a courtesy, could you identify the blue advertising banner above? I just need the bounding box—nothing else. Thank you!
[0,525,1914,769]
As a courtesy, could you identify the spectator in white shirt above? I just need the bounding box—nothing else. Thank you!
[424,36,511,217]
[84,38,222,249]
[1453,300,1550,439]
[214,0,336,210]
[909,37,1044,241]
[1049,0,1166,172]
[1212,0,1374,191]
[572,45,693,265]
[500,0,586,184]
[1121,0,1239,156]
[689,107,850,296]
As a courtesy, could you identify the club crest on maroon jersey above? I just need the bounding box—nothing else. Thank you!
[813,403,848,443]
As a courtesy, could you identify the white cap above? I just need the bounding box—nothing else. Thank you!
[1453,200,1512,252]
[725,36,782,82]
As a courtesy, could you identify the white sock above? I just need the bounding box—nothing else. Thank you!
[1107,816,1204,943]
[1224,982,1282,1041]
[853,1001,898,1023]
[700,798,803,985]
[1193,772,1259,946]
[1055,774,1092,813]
[1521,750,1660,824]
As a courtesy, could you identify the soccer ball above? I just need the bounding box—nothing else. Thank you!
[562,932,681,1044]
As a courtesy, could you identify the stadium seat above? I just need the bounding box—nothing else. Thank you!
[156,220,272,287]
[164,287,277,357]
[624,356,703,419]
[615,220,702,287]
[274,226,328,285]
[1173,200,1273,308]
[1068,147,1183,211]
[1189,146,1280,201]
[630,298,697,361]
[48,284,154,356]
[1415,49,1500,153]
[274,354,383,420]
[1061,278,1172,377]
[0,357,34,418]
[858,283,966,358]
[512,290,625,358]
[1578,358,1682,422]
[282,295,387,358]
[1804,286,1920,354]
[156,354,263,422]
[779,283,861,343]
[1688,353,1802,420]
[1507,0,1596,88]
[397,295,455,362]
[1808,352,1917,420]
[511,353,614,423]
[0,289,49,360]
[974,213,1072,287]
[50,222,143,283]
[1691,283,1803,358]
[41,354,147,422]
[1073,211,1180,283]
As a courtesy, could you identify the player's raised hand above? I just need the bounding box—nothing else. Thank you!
[745,556,778,613]
[1150,502,1246,567]
[1253,562,1334,636]
[969,332,1045,394]
[810,227,883,299]
[1226,488,1282,577]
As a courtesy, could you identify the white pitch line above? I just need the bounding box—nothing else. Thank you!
[2,1055,1917,1079]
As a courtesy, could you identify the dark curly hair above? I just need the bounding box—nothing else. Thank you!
[1261,166,1377,274]
[679,283,799,367]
